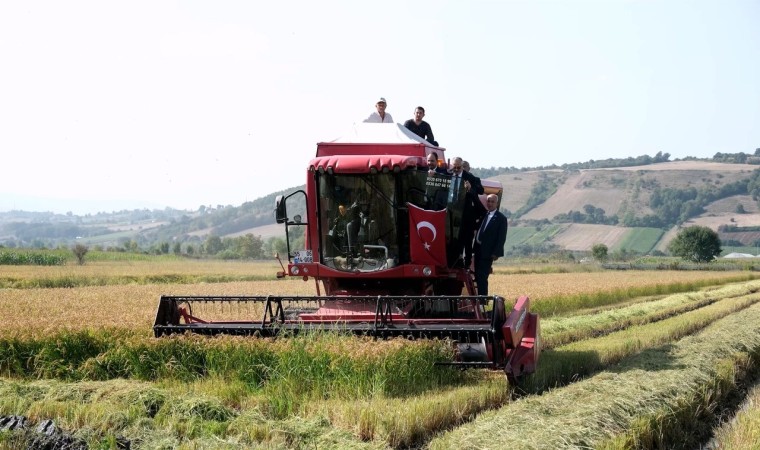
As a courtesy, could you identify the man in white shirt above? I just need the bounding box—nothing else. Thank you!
[363,97,394,123]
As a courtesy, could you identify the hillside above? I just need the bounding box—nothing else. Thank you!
[2,158,759,257]
[515,161,757,221]
[491,170,563,214]
[497,161,760,255]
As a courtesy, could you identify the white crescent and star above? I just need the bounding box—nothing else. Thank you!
[416,221,437,250]
[416,221,437,241]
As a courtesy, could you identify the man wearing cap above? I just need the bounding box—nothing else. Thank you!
[363,97,394,123]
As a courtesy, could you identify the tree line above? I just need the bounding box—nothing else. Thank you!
[106,234,288,260]
[471,150,760,179]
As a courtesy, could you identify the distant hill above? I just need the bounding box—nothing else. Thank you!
[3,153,760,257]
[497,160,760,256]
[0,186,303,251]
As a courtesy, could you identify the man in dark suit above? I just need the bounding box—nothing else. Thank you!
[474,194,507,296]
[447,157,486,267]
[426,152,448,175]
[460,159,486,268]
[421,152,451,210]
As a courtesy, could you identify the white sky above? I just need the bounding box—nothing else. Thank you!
[1,0,758,214]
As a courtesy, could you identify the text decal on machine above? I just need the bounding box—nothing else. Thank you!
[294,250,313,263]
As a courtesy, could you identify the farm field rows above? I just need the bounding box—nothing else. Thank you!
[1,260,760,449]
[711,380,760,449]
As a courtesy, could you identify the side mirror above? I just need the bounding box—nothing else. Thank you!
[275,195,287,224]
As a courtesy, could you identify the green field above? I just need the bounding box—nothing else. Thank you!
[505,224,564,247]
[612,227,664,253]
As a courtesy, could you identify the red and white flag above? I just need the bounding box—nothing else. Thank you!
[407,203,447,266]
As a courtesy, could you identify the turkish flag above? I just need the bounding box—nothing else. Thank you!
[407,203,447,266]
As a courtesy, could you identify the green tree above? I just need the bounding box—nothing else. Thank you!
[203,235,223,255]
[591,243,608,262]
[123,240,140,253]
[72,243,89,265]
[668,226,722,263]
[265,237,288,257]
[236,233,264,259]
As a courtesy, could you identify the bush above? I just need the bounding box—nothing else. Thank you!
[668,226,722,263]
[591,244,608,262]
[72,244,89,265]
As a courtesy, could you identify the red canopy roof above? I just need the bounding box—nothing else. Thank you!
[309,154,421,174]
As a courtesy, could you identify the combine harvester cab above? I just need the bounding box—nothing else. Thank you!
[154,123,540,380]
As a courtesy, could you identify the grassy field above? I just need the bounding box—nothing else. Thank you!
[1,259,760,449]
[611,227,663,254]
[504,224,564,249]
[711,380,760,449]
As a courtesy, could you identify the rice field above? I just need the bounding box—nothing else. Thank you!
[1,259,760,449]
[711,381,760,449]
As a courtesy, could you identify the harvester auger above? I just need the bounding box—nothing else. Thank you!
[153,123,541,380]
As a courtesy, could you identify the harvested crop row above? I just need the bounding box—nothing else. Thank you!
[542,280,760,348]
[295,288,760,448]
[0,374,504,449]
[428,301,760,449]
[0,332,470,412]
[308,375,508,449]
[530,290,760,392]
[709,380,760,449]
[520,272,758,317]
[0,377,381,449]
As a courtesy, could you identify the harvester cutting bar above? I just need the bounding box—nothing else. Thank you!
[153,294,498,340]
[434,361,496,368]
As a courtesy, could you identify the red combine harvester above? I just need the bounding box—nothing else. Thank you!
[154,123,540,380]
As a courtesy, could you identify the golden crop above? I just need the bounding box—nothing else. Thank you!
[488,270,748,303]
[0,262,748,337]
[2,258,759,449]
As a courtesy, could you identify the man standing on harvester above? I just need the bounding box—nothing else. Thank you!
[447,157,485,268]
[474,194,507,296]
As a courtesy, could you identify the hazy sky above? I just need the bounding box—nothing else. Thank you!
[1,0,758,214]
